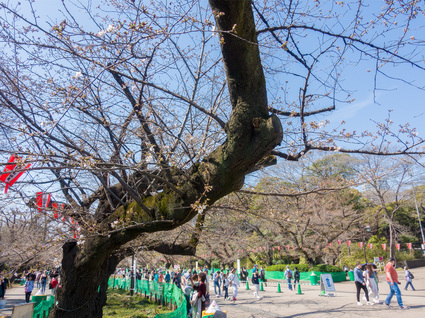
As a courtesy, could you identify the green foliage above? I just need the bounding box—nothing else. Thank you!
[309,154,357,180]
[310,264,342,273]
[211,260,221,269]
[368,235,387,244]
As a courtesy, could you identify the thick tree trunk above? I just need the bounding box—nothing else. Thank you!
[49,242,120,318]
[49,2,283,317]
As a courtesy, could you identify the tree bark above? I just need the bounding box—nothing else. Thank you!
[51,1,283,316]
[49,241,121,318]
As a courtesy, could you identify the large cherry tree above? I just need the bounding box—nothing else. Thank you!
[0,0,424,317]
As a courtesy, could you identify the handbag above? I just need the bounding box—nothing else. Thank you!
[191,293,199,307]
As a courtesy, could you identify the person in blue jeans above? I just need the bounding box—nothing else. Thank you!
[384,258,409,310]
[40,270,48,294]
[404,266,415,291]
[284,266,293,291]
[213,270,222,297]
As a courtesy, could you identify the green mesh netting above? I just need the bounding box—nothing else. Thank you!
[108,270,346,317]
[32,295,55,318]
[108,278,188,317]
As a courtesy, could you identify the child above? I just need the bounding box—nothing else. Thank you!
[222,274,229,300]
[404,266,415,291]
[24,275,35,303]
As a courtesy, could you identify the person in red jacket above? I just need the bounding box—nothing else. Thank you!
[50,276,59,295]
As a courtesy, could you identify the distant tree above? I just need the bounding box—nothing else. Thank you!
[0,208,62,274]
[355,155,417,259]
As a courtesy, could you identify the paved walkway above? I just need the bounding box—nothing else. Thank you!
[2,267,424,317]
[0,285,26,318]
[209,267,425,318]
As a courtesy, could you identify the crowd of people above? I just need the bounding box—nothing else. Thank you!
[1,259,417,316]
[114,266,241,318]
[352,257,416,309]
[22,269,59,303]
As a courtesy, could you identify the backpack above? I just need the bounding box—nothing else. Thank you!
[287,270,292,278]
[408,272,414,279]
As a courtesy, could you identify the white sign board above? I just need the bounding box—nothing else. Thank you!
[320,274,336,296]
[174,264,180,270]
[237,259,241,274]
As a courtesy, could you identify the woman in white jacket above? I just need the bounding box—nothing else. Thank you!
[364,264,380,303]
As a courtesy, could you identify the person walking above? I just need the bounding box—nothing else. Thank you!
[24,275,35,303]
[228,268,240,301]
[222,273,229,300]
[40,270,48,294]
[213,270,222,297]
[354,261,373,306]
[50,275,59,295]
[404,266,415,291]
[284,265,293,291]
[252,268,261,299]
[35,271,41,290]
[384,258,409,309]
[293,267,300,290]
[260,266,267,287]
[365,263,380,303]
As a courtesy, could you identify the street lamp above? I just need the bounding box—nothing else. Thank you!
[362,225,371,263]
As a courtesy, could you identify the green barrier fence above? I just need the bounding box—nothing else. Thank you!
[108,278,187,318]
[203,268,346,282]
[32,295,55,318]
[233,269,347,282]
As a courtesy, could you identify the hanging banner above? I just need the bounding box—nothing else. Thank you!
[278,246,281,250]
[347,240,351,246]
[395,243,401,251]
[0,155,31,193]
[329,242,333,247]
[337,240,341,245]
[382,243,387,250]
[358,242,363,248]
[368,243,373,249]
[407,243,413,250]
[52,202,58,219]
[36,192,51,211]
